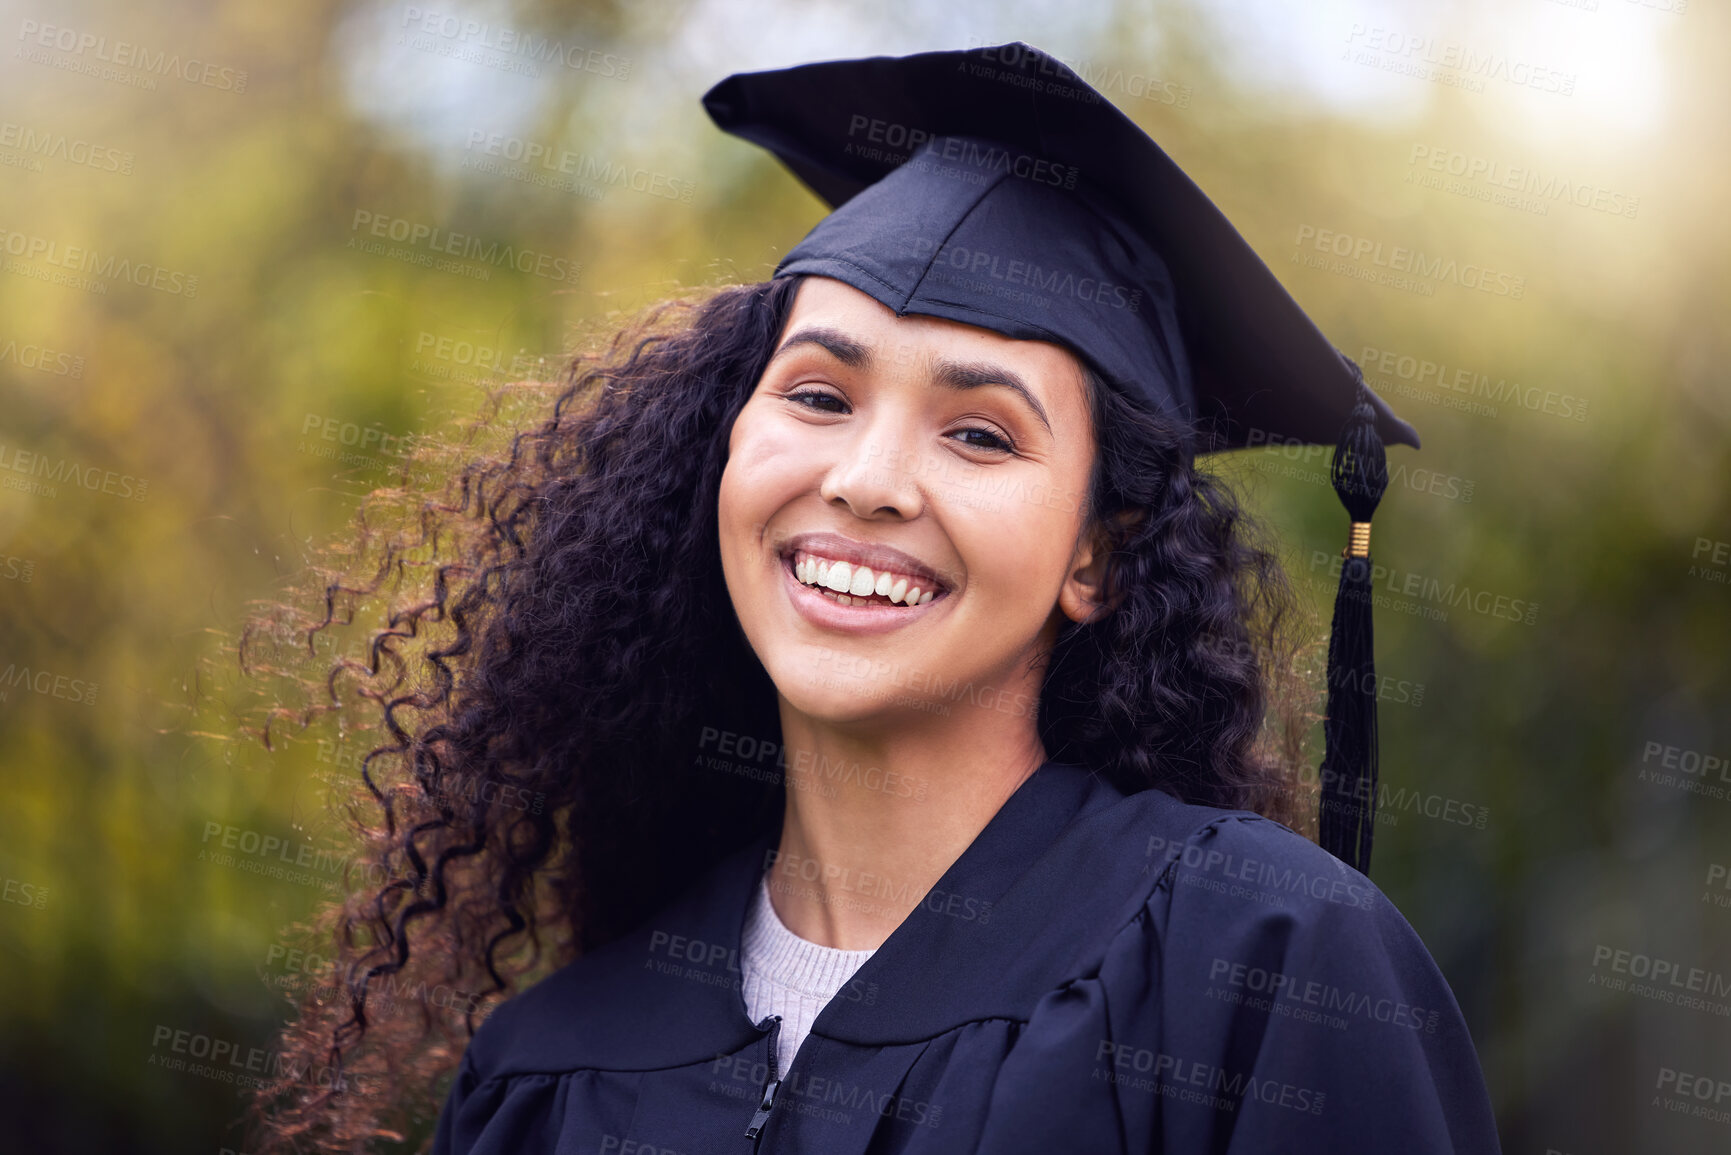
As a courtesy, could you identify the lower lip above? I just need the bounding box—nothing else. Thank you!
[779,555,949,636]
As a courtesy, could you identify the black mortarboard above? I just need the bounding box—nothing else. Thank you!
[703,42,1405,875]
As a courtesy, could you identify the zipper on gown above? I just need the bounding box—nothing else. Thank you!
[744,1013,783,1144]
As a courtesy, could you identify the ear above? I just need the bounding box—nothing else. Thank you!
[1057,508,1145,625]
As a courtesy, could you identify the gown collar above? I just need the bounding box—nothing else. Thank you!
[480,760,1125,1075]
[798,758,1124,1045]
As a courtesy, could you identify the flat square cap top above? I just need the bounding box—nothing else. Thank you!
[703,41,1419,452]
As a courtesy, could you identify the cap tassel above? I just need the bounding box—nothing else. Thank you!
[1318,365,1388,875]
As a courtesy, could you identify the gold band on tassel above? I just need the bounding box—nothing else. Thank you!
[1342,521,1372,559]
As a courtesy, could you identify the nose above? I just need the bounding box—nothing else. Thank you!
[818,427,926,520]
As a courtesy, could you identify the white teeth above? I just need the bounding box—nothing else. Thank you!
[791,550,944,606]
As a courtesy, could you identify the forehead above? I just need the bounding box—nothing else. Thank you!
[781,275,1089,389]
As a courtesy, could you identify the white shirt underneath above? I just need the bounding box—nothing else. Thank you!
[740,874,878,1075]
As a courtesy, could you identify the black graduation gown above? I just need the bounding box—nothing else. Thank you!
[432,760,1502,1154]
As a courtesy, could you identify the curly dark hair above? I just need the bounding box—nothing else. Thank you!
[232,273,1317,1152]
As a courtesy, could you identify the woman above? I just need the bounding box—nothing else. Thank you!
[244,43,1499,1155]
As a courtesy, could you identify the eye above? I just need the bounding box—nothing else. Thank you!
[782,388,1018,455]
[783,387,847,414]
[949,424,1018,455]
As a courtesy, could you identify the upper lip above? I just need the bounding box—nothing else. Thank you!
[778,531,956,594]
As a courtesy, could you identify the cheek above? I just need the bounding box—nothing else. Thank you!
[719,417,810,548]
[950,497,1076,611]
[725,416,820,502]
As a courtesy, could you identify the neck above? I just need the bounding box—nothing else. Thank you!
[765,704,1047,950]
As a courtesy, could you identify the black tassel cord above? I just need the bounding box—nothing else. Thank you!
[1318,367,1389,876]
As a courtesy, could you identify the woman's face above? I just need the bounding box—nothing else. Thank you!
[718,275,1107,726]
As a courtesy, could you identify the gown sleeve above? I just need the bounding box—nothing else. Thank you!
[1098,813,1502,1154]
[429,1044,568,1155]
[430,1048,485,1155]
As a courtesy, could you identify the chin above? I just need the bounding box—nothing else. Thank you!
[769,651,928,725]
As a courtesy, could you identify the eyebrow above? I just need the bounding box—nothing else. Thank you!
[769,325,1053,437]
[771,325,872,369]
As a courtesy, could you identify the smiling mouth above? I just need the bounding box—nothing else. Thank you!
[784,549,950,608]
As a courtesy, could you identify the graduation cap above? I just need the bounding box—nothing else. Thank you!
[703,42,1408,876]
